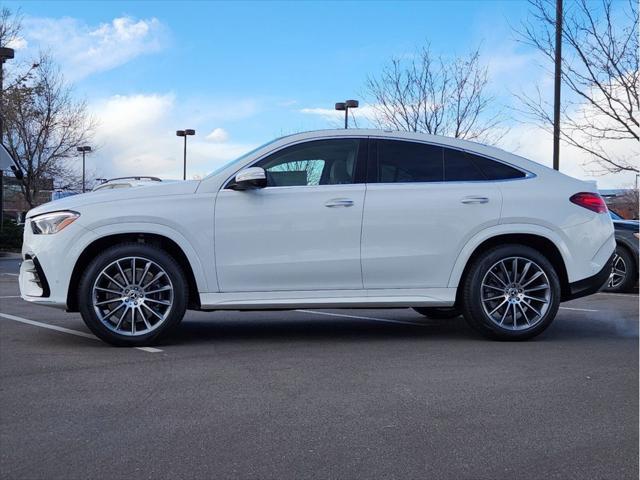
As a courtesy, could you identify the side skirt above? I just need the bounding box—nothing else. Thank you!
[198,288,456,310]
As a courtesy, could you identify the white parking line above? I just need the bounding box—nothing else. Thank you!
[559,306,599,312]
[596,292,639,298]
[0,312,163,353]
[0,273,18,277]
[296,309,428,327]
[0,295,21,299]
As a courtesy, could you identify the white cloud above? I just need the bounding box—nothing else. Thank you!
[498,123,638,189]
[206,128,229,143]
[90,93,255,180]
[23,16,167,80]
[299,104,378,128]
[6,37,28,50]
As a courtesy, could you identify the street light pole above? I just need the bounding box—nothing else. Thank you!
[552,0,563,171]
[0,47,15,233]
[176,129,195,180]
[76,146,92,192]
[335,100,359,129]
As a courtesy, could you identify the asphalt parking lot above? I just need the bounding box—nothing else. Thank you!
[0,255,638,480]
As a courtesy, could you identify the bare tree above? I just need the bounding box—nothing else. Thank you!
[0,7,22,49]
[365,45,504,144]
[3,55,95,207]
[518,0,639,174]
[1,7,95,207]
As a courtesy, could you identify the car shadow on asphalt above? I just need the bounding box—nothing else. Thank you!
[162,315,483,346]
[160,311,638,347]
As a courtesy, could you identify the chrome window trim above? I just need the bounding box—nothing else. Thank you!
[369,135,535,183]
[220,134,535,191]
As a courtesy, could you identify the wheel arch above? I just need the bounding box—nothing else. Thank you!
[450,229,571,301]
[615,239,639,274]
[66,232,202,312]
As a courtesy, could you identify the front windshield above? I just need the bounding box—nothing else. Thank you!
[609,210,623,220]
[206,137,283,178]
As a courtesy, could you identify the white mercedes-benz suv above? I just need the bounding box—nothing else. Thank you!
[19,130,615,346]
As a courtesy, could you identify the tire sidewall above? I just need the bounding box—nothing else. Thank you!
[78,243,188,347]
[462,245,561,340]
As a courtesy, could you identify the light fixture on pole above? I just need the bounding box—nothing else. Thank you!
[77,146,92,192]
[176,129,195,180]
[335,99,359,129]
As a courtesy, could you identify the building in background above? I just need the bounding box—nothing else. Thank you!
[601,189,639,220]
[2,176,54,223]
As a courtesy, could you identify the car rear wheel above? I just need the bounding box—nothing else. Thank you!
[412,307,461,319]
[78,243,188,347]
[603,246,636,293]
[461,245,561,340]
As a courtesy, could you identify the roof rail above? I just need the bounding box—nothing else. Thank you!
[100,176,162,183]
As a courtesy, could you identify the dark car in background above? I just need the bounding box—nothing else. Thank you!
[605,210,639,293]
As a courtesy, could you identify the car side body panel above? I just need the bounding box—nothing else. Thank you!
[18,129,615,312]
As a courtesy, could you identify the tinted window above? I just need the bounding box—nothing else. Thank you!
[257,139,360,187]
[377,140,443,183]
[469,153,526,180]
[444,148,485,181]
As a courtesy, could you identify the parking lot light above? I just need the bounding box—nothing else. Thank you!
[335,99,359,129]
[176,129,196,180]
[76,146,92,192]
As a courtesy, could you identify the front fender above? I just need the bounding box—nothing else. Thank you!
[87,222,211,293]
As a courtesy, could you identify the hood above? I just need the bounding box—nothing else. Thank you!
[27,180,201,218]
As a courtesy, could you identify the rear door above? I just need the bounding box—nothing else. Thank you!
[361,139,502,289]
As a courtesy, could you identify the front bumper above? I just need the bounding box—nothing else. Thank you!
[565,252,615,301]
[19,220,97,309]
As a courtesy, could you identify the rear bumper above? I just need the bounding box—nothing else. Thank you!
[564,253,614,301]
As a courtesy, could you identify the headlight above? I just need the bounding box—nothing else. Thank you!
[634,232,640,240]
[31,211,80,235]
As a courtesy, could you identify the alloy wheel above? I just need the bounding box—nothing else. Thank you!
[606,253,627,289]
[480,256,551,331]
[92,256,174,336]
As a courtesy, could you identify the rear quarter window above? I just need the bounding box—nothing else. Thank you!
[468,153,527,180]
[443,148,485,181]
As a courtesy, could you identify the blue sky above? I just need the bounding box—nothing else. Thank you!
[5,0,636,187]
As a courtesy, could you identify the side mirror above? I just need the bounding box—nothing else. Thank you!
[231,167,267,190]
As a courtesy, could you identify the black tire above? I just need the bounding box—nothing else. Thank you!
[603,246,637,293]
[412,307,461,319]
[460,244,561,341]
[78,243,188,347]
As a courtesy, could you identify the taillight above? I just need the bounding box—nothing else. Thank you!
[570,192,608,213]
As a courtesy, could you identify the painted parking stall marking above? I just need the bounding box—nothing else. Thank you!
[0,312,163,353]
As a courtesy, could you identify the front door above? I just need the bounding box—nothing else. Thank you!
[214,138,367,292]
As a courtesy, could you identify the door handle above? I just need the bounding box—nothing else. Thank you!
[461,196,489,204]
[325,198,354,208]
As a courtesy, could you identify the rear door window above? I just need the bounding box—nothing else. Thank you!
[375,140,443,183]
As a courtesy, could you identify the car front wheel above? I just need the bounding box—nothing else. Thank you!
[461,245,561,340]
[78,243,188,347]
